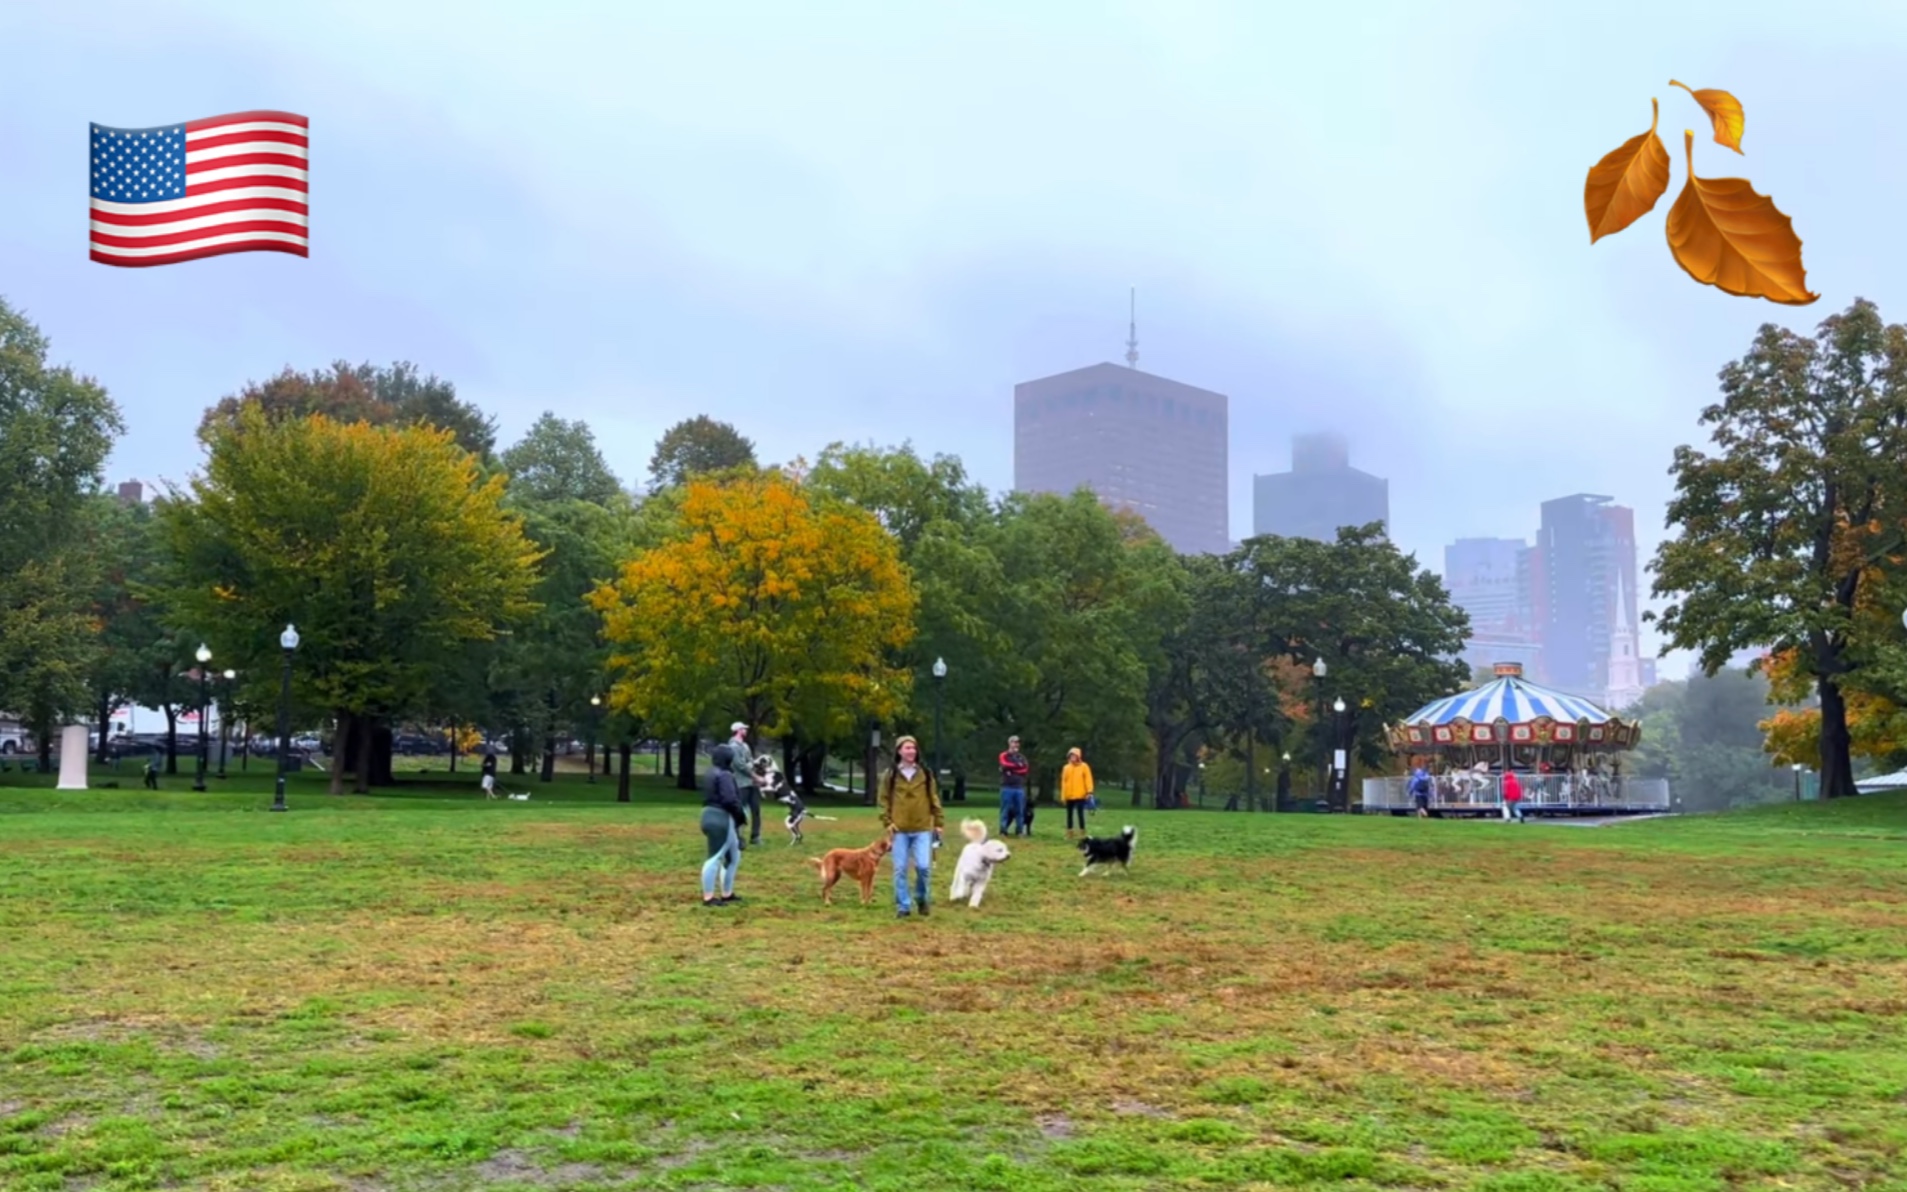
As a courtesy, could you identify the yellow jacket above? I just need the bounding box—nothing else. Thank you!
[1061,760,1095,803]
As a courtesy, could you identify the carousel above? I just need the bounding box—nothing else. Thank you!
[1366,662,1663,816]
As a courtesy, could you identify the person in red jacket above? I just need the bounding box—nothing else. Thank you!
[998,735,1030,837]
[1501,768,1527,822]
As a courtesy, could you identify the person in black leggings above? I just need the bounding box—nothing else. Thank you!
[700,743,748,906]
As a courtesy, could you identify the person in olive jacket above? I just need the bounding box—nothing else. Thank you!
[878,735,945,919]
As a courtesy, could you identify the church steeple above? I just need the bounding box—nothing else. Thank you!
[1604,568,1644,710]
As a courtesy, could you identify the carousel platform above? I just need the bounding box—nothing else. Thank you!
[1360,773,1671,817]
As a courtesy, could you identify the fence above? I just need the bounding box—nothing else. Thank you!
[1361,772,1672,815]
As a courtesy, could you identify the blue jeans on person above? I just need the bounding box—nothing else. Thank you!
[891,830,934,914]
[701,811,740,898]
[999,786,1026,836]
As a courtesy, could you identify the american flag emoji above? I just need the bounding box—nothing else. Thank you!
[89,110,308,266]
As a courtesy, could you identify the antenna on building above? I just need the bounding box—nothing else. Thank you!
[1124,287,1140,369]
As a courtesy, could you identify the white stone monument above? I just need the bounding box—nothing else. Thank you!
[56,724,89,790]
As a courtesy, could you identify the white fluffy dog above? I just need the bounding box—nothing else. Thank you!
[948,818,1011,908]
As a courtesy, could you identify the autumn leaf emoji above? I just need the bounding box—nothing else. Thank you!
[1584,98,1671,243]
[1670,79,1745,154]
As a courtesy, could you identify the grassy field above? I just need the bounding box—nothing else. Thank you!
[1,771,1904,1191]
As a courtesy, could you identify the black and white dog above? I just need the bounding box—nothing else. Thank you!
[752,754,835,845]
[1077,825,1138,876]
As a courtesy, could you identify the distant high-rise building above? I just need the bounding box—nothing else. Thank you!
[1252,433,1388,542]
[1444,536,1543,676]
[116,480,145,506]
[1013,361,1229,555]
[1534,494,1637,699]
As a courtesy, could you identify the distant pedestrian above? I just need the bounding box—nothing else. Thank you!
[700,743,748,906]
[727,721,761,847]
[879,735,944,918]
[1408,766,1433,818]
[143,757,159,790]
[480,750,498,798]
[998,735,1030,837]
[1061,747,1095,839]
[1501,769,1526,822]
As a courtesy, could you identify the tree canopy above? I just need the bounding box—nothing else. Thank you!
[501,412,624,506]
[199,360,498,459]
[648,415,757,490]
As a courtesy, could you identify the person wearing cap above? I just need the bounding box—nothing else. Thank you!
[878,735,944,918]
[727,720,761,847]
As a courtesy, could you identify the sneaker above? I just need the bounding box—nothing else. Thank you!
[700,899,726,908]
[918,901,930,917]
[721,894,743,903]
[896,907,912,918]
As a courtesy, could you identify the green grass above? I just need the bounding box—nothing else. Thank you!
[2,770,1905,1190]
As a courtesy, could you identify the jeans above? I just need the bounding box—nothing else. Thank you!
[739,785,761,844]
[1066,801,1090,831]
[999,787,1026,836]
[1502,800,1525,822]
[891,830,934,912]
[701,809,740,897]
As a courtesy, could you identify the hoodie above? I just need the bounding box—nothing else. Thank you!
[703,744,748,827]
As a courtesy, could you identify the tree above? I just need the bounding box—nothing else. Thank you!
[501,412,624,506]
[591,470,914,758]
[158,409,542,793]
[82,494,171,761]
[1235,525,1471,810]
[648,415,756,489]
[1759,648,1907,773]
[1650,298,1907,800]
[198,360,498,458]
[0,298,125,760]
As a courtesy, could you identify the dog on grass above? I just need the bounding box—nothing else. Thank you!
[805,836,893,905]
[752,756,840,845]
[1077,825,1137,876]
[948,819,1011,908]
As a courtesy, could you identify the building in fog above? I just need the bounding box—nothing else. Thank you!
[1252,433,1388,542]
[1603,570,1646,710]
[1534,494,1637,700]
[1013,361,1229,555]
[1444,536,1543,677]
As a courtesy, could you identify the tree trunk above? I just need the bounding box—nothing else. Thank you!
[540,733,556,782]
[510,724,528,775]
[371,721,394,786]
[662,740,673,778]
[164,706,179,774]
[797,742,825,795]
[353,714,374,794]
[617,741,632,802]
[95,690,112,764]
[675,732,699,791]
[329,710,349,795]
[952,769,967,802]
[1817,674,1857,799]
[36,718,53,774]
[448,723,458,773]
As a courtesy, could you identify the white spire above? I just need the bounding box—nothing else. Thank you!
[1124,287,1139,369]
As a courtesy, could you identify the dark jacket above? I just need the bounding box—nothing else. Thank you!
[999,749,1029,789]
[703,744,748,827]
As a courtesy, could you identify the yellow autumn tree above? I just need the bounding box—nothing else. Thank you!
[590,470,917,738]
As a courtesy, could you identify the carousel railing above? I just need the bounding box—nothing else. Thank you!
[1361,772,1671,813]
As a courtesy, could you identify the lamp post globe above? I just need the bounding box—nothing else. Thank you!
[192,644,211,791]
[217,669,236,779]
[930,657,947,788]
[587,694,602,783]
[272,624,299,812]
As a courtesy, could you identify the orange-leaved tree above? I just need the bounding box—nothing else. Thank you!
[590,470,916,744]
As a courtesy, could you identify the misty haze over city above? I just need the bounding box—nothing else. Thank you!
[8,0,1907,682]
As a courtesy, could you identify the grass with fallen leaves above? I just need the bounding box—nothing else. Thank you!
[1,772,1905,1191]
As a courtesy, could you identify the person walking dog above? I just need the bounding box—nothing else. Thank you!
[879,735,945,919]
[1061,747,1095,839]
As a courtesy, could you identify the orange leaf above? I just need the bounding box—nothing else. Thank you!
[1664,130,1817,306]
[1584,97,1671,243]
[1670,79,1744,154]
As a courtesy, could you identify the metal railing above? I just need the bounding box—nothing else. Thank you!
[1361,772,1671,814]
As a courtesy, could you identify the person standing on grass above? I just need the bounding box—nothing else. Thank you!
[727,721,761,848]
[879,735,944,918]
[1061,747,1095,839]
[700,743,749,906]
[1501,768,1526,823]
[998,735,1030,837]
[480,750,498,797]
[1408,765,1433,818]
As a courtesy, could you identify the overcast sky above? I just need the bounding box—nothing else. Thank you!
[5,0,1905,677]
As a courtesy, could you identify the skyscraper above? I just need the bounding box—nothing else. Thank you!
[1252,434,1388,542]
[1444,536,1543,676]
[1534,494,1637,698]
[1012,362,1229,555]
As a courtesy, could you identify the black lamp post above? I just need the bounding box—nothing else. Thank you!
[1278,751,1292,811]
[272,624,298,813]
[931,656,947,785]
[217,668,235,778]
[1332,696,1349,812]
[587,694,601,783]
[193,643,212,791]
[1311,657,1327,798]
[1791,761,1803,802]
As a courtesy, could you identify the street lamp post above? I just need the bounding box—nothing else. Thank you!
[931,656,947,787]
[1792,761,1803,802]
[1278,751,1292,811]
[217,669,235,778]
[193,644,212,791]
[1332,695,1349,812]
[272,625,299,812]
[1311,657,1327,798]
[587,694,602,784]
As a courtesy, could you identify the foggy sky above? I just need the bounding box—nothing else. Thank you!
[5,0,1906,679]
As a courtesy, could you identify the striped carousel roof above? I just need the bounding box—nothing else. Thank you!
[1403,674,1618,728]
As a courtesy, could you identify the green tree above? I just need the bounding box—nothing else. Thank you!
[648,415,757,490]
[1235,525,1470,810]
[82,494,167,761]
[501,412,624,506]
[199,360,498,458]
[158,409,542,793]
[0,297,125,764]
[1650,298,1907,800]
